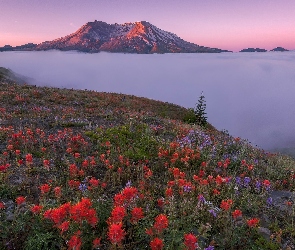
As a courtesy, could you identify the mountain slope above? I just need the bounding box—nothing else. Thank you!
[35,20,229,53]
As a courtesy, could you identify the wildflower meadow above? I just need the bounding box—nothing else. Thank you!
[1,69,295,249]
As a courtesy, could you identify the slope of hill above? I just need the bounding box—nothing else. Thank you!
[0,68,295,249]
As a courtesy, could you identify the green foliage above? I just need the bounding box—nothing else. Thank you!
[183,108,197,124]
[0,184,17,199]
[86,123,160,161]
[24,231,63,250]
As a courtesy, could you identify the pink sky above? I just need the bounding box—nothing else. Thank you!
[1,0,295,52]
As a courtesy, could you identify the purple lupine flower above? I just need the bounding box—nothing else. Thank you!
[208,209,217,217]
[78,183,87,192]
[183,185,192,192]
[205,246,215,250]
[236,176,242,186]
[267,197,273,206]
[125,180,132,187]
[198,195,206,203]
[255,180,261,190]
[244,177,251,187]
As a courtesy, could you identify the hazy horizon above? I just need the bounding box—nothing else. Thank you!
[1,51,295,150]
[1,0,295,52]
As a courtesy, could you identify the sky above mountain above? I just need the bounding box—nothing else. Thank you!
[1,0,295,52]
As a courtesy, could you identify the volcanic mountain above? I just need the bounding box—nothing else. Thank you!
[35,20,229,53]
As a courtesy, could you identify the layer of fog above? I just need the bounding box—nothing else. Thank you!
[1,50,295,150]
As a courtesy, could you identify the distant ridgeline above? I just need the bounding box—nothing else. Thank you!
[0,43,37,52]
[239,47,289,52]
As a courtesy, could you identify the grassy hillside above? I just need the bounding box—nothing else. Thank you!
[1,68,295,249]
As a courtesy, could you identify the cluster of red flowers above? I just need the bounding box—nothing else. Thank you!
[113,186,138,206]
[130,207,144,224]
[184,233,198,250]
[40,183,51,195]
[107,186,145,246]
[31,204,43,214]
[68,231,82,250]
[25,153,33,165]
[232,209,242,219]
[108,223,126,245]
[220,199,233,211]
[150,237,164,250]
[247,218,260,227]
[15,196,26,206]
[44,198,98,229]
[70,198,98,227]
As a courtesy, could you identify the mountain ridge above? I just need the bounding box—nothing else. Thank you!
[0,20,230,54]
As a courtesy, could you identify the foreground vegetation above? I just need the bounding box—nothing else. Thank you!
[1,70,295,249]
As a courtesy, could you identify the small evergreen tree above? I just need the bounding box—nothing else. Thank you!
[194,92,207,127]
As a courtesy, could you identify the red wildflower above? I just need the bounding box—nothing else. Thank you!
[114,193,125,207]
[263,180,271,187]
[40,184,51,194]
[54,186,62,198]
[165,187,173,197]
[144,168,153,178]
[153,214,169,234]
[232,209,242,219]
[100,154,105,161]
[48,202,71,225]
[43,159,50,168]
[25,153,33,164]
[157,198,165,208]
[16,196,26,206]
[69,164,78,177]
[167,181,175,187]
[213,189,220,195]
[201,161,207,167]
[184,233,198,250]
[82,159,89,168]
[122,186,138,201]
[74,153,80,158]
[92,238,101,248]
[146,227,153,236]
[68,232,82,250]
[108,223,126,245]
[43,209,52,220]
[215,175,224,185]
[150,237,164,250]
[110,206,126,224]
[220,199,233,211]
[247,218,260,227]
[0,164,10,172]
[248,164,254,171]
[31,204,43,214]
[0,202,5,209]
[68,180,80,189]
[199,169,205,177]
[131,207,144,223]
[57,220,70,234]
[89,177,99,188]
[70,198,98,227]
